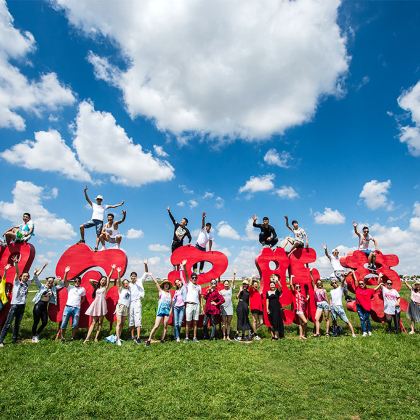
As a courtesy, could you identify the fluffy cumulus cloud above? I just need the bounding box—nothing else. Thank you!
[125,228,144,239]
[0,0,75,130]
[54,0,348,140]
[73,101,174,186]
[153,145,169,158]
[217,221,241,240]
[275,186,299,199]
[397,81,420,156]
[263,149,292,168]
[188,199,198,209]
[239,174,275,194]
[244,217,259,241]
[148,243,170,252]
[359,180,393,211]
[1,130,91,182]
[409,202,420,231]
[314,207,345,224]
[0,181,75,240]
[231,246,259,277]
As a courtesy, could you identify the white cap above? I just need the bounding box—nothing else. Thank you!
[96,195,103,200]
[332,248,339,254]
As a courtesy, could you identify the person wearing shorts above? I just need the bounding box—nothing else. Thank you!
[353,222,378,270]
[184,271,202,342]
[114,268,131,346]
[289,275,309,340]
[79,186,124,250]
[3,212,34,245]
[193,212,214,273]
[282,216,308,257]
[311,271,330,337]
[129,260,148,344]
[329,277,356,337]
[98,211,126,250]
[56,273,86,341]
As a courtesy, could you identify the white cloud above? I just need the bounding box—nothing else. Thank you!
[0,180,75,240]
[360,179,393,211]
[55,0,348,140]
[263,149,292,168]
[275,186,299,199]
[0,1,75,130]
[244,217,259,241]
[153,144,169,158]
[217,221,241,240]
[176,201,185,207]
[215,196,224,209]
[239,174,274,194]
[203,192,214,199]
[314,207,345,224]
[397,81,420,156]
[1,130,92,182]
[126,228,144,239]
[231,246,259,278]
[148,243,170,252]
[129,255,170,278]
[179,184,194,194]
[214,246,231,258]
[73,101,174,186]
[409,202,420,231]
[188,199,198,208]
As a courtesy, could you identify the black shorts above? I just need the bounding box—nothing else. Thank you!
[171,241,183,253]
[251,309,263,315]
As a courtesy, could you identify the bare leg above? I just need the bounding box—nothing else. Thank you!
[347,321,356,336]
[226,315,232,339]
[325,312,330,335]
[71,326,79,339]
[222,315,227,339]
[410,321,415,334]
[314,308,322,335]
[193,320,198,339]
[148,316,163,341]
[79,225,85,242]
[137,326,141,340]
[116,236,122,249]
[94,317,104,341]
[162,317,169,340]
[185,321,190,339]
[297,313,307,339]
[84,317,97,342]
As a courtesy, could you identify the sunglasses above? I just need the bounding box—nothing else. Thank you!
[295,285,301,288]
[386,283,392,286]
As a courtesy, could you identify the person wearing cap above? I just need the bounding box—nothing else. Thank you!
[403,277,420,334]
[353,222,378,270]
[202,279,225,340]
[84,266,115,343]
[374,274,401,333]
[281,216,308,257]
[235,279,252,341]
[79,186,124,250]
[145,276,172,346]
[193,212,214,273]
[184,269,202,342]
[252,215,278,248]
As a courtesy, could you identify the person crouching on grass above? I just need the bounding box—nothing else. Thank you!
[202,279,225,340]
[84,265,115,343]
[289,275,309,340]
[145,276,172,346]
[115,267,131,346]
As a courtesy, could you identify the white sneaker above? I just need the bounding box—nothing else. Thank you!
[368,331,372,336]
[409,330,415,335]
[352,334,357,338]
[32,336,39,343]
[116,339,122,346]
[253,335,261,341]
[362,332,367,337]
[176,338,180,343]
[0,343,4,348]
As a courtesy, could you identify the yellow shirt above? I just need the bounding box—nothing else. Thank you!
[0,276,8,305]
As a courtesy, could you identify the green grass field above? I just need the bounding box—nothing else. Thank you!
[0,282,419,419]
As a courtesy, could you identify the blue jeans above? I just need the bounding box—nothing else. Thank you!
[0,304,25,343]
[173,306,185,339]
[356,304,371,333]
[61,305,81,330]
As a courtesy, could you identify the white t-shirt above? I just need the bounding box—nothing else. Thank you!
[185,282,201,304]
[91,203,110,221]
[196,228,214,248]
[330,286,344,306]
[382,288,400,315]
[359,234,374,250]
[294,227,307,243]
[129,273,146,301]
[66,286,86,308]
[331,255,345,271]
[118,288,131,307]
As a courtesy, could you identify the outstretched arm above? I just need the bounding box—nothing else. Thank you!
[232,271,236,290]
[201,212,206,229]
[284,216,293,233]
[144,259,149,274]
[106,265,115,290]
[252,215,260,228]
[63,266,70,287]
[167,207,176,226]
[108,201,125,209]
[13,256,20,284]
[374,273,385,291]
[116,267,122,289]
[84,186,92,206]
[181,259,189,283]
[403,278,412,291]
[323,244,331,261]
[34,263,48,278]
[115,210,126,226]
[353,221,361,238]
[150,274,161,293]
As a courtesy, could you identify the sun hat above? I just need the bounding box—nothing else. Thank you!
[160,279,172,289]
[96,194,104,200]
[242,279,249,285]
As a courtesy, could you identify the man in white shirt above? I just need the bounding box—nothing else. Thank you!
[3,212,35,245]
[375,275,401,333]
[329,277,356,337]
[56,268,86,341]
[193,212,214,273]
[184,270,202,342]
[129,260,148,344]
[353,222,379,270]
[281,216,309,257]
[78,186,124,250]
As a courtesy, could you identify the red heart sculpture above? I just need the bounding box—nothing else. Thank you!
[0,243,35,326]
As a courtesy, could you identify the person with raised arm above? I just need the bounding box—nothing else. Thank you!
[79,186,124,250]
[354,274,375,337]
[289,275,309,340]
[249,279,264,340]
[173,260,188,342]
[235,279,252,341]
[403,277,420,334]
[98,211,126,250]
[167,207,192,254]
[184,268,202,342]
[252,215,278,248]
[31,263,65,343]
[202,279,225,340]
[84,265,115,343]
[114,267,131,346]
[266,274,284,340]
[353,222,378,270]
[281,216,308,257]
[55,266,86,341]
[128,260,148,344]
[374,274,401,334]
[310,271,330,337]
[193,212,214,273]
[220,272,236,340]
[145,275,172,346]
[0,256,46,347]
[3,212,35,245]
[0,264,13,314]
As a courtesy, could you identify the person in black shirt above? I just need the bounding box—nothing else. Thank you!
[252,215,278,248]
[167,207,192,253]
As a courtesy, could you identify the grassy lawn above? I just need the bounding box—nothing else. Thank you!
[0,283,419,419]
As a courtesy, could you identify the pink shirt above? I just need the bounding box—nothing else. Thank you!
[314,288,327,303]
[411,289,420,304]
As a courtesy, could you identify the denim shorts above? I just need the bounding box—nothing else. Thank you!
[361,249,372,256]
[83,219,103,236]
[316,301,330,311]
[61,305,81,329]
[330,305,349,323]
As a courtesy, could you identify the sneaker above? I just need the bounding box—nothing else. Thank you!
[192,337,198,342]
[352,334,357,338]
[116,339,122,346]
[362,332,367,337]
[145,340,151,347]
[77,239,85,244]
[253,335,261,341]
[184,338,190,343]
[135,338,142,344]
[234,336,242,341]
[176,338,181,343]
[0,343,4,348]
[160,339,165,343]
[409,330,415,335]
[32,336,39,343]
[368,331,372,336]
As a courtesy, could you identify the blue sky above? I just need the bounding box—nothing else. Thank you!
[0,0,419,277]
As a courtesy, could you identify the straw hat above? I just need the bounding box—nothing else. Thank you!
[160,279,172,289]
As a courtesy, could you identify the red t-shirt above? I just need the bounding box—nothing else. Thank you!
[204,289,225,315]
[249,287,263,311]
[356,287,374,311]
